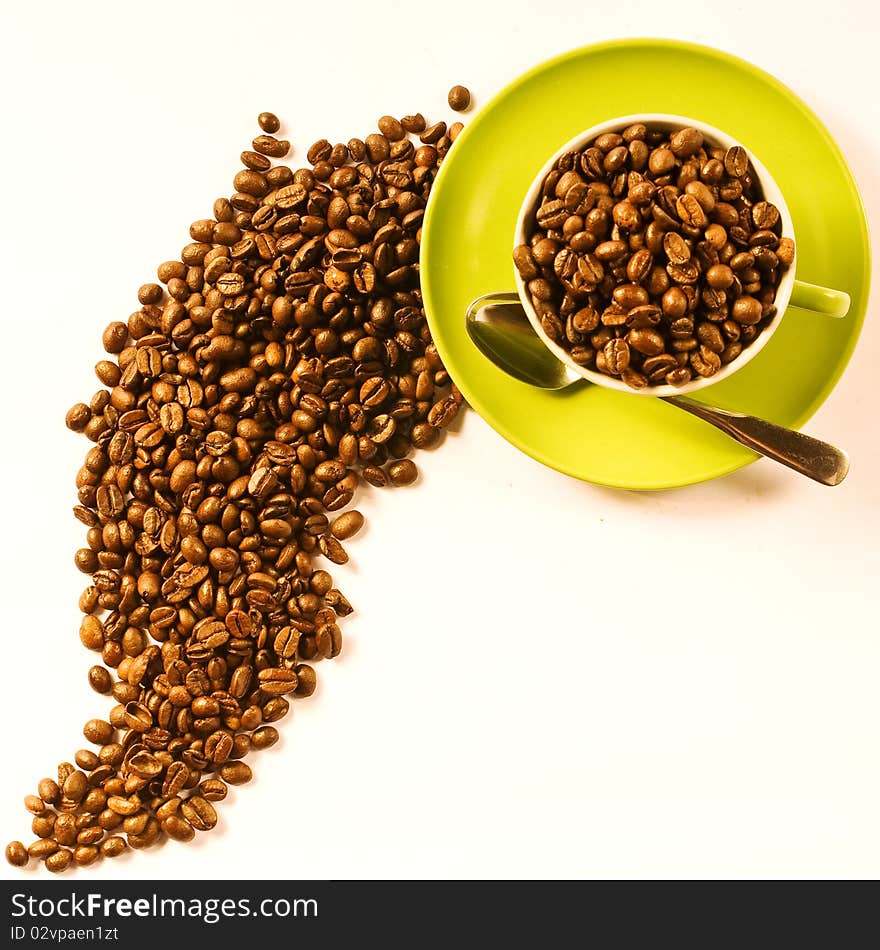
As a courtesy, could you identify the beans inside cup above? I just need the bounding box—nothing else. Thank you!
[513,123,795,389]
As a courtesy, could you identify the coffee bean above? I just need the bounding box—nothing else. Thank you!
[669,127,703,158]
[612,284,649,310]
[706,264,734,289]
[258,112,280,134]
[25,793,47,815]
[752,201,780,230]
[314,622,341,659]
[612,200,640,230]
[448,85,471,112]
[74,749,99,771]
[252,135,290,158]
[28,838,58,860]
[122,702,152,732]
[732,296,763,325]
[677,193,708,229]
[377,116,405,141]
[38,778,61,804]
[724,145,749,177]
[5,841,28,867]
[330,510,364,540]
[400,113,426,133]
[163,814,196,842]
[46,849,73,873]
[181,796,217,831]
[251,726,279,750]
[98,836,125,858]
[628,328,666,356]
[513,244,539,280]
[219,762,253,785]
[604,339,631,374]
[102,321,128,354]
[83,719,113,745]
[536,200,567,229]
[666,260,700,285]
[776,237,795,266]
[318,534,348,564]
[663,232,691,264]
[428,396,459,428]
[626,248,653,283]
[257,668,298,696]
[698,322,725,353]
[388,459,418,486]
[73,844,100,866]
[66,402,94,432]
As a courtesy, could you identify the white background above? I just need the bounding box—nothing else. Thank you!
[1,0,878,881]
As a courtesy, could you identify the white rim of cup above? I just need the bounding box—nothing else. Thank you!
[513,113,797,397]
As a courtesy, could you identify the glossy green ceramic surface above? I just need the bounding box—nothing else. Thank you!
[421,39,871,489]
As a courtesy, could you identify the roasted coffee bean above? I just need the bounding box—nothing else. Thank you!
[258,112,280,133]
[219,762,252,785]
[677,193,708,229]
[732,296,764,325]
[448,84,471,111]
[257,668,298,696]
[377,116,405,141]
[101,836,127,858]
[420,121,446,144]
[28,838,59,860]
[163,815,196,842]
[83,719,113,745]
[401,113,426,133]
[513,244,539,280]
[46,849,73,873]
[251,726,279,750]
[74,749,99,771]
[293,664,318,698]
[102,322,128,354]
[24,794,45,815]
[603,339,631,374]
[388,459,418,486]
[724,146,749,177]
[628,328,665,356]
[38,778,61,805]
[752,201,781,230]
[776,237,795,267]
[428,397,459,429]
[66,403,92,432]
[663,232,691,264]
[252,134,290,157]
[319,534,348,564]
[5,841,28,867]
[669,127,703,158]
[706,264,735,289]
[330,510,364,540]
[181,796,217,831]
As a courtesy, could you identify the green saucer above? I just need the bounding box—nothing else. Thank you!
[421,39,870,489]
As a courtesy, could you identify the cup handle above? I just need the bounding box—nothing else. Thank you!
[790,279,850,319]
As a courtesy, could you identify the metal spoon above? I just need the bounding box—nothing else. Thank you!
[466,293,849,486]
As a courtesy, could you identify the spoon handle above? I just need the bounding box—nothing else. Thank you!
[663,395,849,486]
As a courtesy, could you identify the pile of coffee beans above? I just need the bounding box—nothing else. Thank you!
[513,123,794,389]
[6,92,471,872]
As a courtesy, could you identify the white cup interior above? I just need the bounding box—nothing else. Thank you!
[513,113,797,397]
